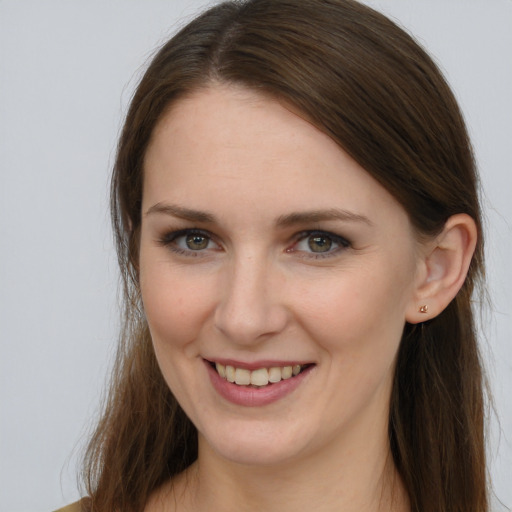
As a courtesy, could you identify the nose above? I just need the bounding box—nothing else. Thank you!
[214,251,289,345]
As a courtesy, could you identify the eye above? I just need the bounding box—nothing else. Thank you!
[182,232,211,251]
[289,230,350,257]
[159,229,219,255]
[305,234,334,253]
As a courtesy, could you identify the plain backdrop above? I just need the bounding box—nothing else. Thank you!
[0,1,510,510]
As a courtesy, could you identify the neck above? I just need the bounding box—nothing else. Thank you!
[168,425,409,512]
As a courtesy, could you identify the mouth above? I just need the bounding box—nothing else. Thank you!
[207,361,313,388]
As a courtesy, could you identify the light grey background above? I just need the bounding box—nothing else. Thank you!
[0,1,510,511]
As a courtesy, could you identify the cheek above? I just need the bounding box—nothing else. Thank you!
[293,267,413,428]
[295,263,411,358]
[139,259,215,355]
[139,262,218,402]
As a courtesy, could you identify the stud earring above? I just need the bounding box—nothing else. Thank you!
[419,305,428,314]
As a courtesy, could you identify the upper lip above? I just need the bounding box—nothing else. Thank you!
[204,358,314,371]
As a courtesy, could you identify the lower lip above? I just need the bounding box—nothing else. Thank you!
[205,361,314,407]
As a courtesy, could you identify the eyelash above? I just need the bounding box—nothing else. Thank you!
[288,230,350,259]
[158,229,219,257]
[158,228,350,259]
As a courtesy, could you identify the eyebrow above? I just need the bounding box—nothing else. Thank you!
[275,208,373,228]
[145,203,372,227]
[145,203,216,223]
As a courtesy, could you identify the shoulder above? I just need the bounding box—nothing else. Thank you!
[53,499,87,512]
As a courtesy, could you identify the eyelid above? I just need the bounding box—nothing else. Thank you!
[158,228,220,255]
[288,230,350,258]
[157,227,350,259]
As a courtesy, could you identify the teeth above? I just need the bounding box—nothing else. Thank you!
[214,363,305,386]
[282,366,293,379]
[250,368,269,386]
[215,362,226,378]
[226,365,235,383]
[235,368,251,385]
[268,367,282,383]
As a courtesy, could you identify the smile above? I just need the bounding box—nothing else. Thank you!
[205,359,315,406]
[213,362,309,387]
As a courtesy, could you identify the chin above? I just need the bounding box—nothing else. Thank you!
[207,440,305,467]
[198,419,313,467]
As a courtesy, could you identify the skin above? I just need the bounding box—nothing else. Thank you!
[139,84,429,512]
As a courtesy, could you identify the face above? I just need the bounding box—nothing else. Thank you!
[139,85,422,468]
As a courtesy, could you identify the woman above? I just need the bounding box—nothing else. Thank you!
[64,0,488,510]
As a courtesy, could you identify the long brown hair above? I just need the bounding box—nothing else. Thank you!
[82,1,488,511]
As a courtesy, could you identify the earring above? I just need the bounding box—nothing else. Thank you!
[419,305,428,314]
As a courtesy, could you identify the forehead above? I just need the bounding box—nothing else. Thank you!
[142,84,409,231]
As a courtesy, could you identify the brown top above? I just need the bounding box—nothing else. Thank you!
[53,500,83,512]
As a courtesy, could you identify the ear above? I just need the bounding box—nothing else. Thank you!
[406,213,477,324]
